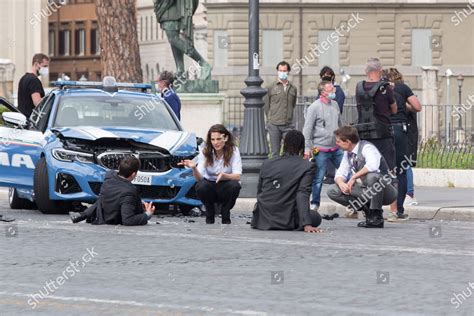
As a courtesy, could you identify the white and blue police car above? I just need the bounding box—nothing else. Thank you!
[0,77,200,214]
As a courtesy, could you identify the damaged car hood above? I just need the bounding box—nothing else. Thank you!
[52,126,197,155]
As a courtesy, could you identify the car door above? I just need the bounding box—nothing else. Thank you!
[0,96,52,189]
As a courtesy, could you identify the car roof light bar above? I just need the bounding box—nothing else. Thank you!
[51,76,152,92]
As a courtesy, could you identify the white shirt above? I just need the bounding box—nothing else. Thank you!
[197,147,242,181]
[335,141,382,181]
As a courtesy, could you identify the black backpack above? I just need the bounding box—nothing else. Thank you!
[355,81,393,139]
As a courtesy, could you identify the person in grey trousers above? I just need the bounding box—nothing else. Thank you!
[264,61,297,158]
[302,81,343,211]
[327,126,397,228]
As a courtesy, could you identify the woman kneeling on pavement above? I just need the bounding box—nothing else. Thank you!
[179,124,242,224]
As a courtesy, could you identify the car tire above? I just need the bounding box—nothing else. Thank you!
[8,187,35,209]
[34,157,70,214]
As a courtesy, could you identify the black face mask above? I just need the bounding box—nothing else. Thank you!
[321,76,334,82]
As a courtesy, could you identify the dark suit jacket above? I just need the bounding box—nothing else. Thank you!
[85,171,148,226]
[251,155,316,230]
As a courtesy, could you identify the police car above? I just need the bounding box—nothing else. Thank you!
[0,77,201,214]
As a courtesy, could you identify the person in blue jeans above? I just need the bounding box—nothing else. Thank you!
[303,81,343,210]
[316,66,346,185]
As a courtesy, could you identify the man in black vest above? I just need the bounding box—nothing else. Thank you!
[327,126,397,228]
[355,58,397,172]
[70,156,155,225]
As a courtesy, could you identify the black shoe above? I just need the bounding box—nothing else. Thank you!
[365,209,384,228]
[205,217,215,224]
[221,218,231,224]
[69,212,87,224]
[323,177,335,184]
[357,207,371,227]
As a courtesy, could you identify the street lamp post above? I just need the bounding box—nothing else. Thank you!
[239,0,268,197]
[445,68,453,143]
[457,74,464,129]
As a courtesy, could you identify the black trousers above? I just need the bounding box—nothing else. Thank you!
[393,124,409,214]
[195,179,241,220]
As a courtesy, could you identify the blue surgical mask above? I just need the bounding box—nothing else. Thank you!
[328,92,336,100]
[278,71,288,81]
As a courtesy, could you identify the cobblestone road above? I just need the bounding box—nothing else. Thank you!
[1,200,473,315]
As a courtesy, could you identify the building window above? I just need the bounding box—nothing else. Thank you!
[412,29,432,66]
[213,30,228,67]
[49,30,56,56]
[262,30,283,67]
[145,16,148,41]
[90,27,99,55]
[75,25,85,56]
[59,28,70,56]
[150,15,154,40]
[318,30,339,67]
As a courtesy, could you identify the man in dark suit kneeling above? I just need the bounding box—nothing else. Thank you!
[70,156,155,225]
[251,130,322,233]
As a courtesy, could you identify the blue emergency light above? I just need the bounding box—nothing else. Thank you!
[51,76,152,93]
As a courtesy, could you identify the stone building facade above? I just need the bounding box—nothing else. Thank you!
[203,0,473,106]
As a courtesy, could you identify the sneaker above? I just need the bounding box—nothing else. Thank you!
[310,204,319,211]
[386,212,398,222]
[396,213,409,220]
[404,195,418,206]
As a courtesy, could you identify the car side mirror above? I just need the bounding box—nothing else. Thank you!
[2,112,27,127]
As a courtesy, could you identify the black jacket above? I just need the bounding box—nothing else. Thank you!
[85,171,149,226]
[251,155,316,230]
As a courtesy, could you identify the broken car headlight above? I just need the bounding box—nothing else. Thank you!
[52,148,94,164]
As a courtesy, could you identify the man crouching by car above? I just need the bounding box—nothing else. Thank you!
[69,156,155,225]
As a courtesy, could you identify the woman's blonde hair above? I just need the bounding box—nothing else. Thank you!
[388,67,404,84]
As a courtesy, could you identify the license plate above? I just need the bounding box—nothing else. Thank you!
[132,173,152,186]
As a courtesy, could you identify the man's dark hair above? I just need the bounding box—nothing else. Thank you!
[32,53,49,66]
[276,61,291,72]
[283,130,305,156]
[158,70,175,87]
[118,156,140,178]
[334,126,360,143]
[319,66,335,79]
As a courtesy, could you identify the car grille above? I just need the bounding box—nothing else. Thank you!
[136,185,180,200]
[97,152,195,173]
[88,181,180,200]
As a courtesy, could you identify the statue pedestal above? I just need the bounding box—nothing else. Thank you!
[176,79,219,93]
[179,93,226,139]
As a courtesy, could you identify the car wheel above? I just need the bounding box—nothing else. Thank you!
[34,157,71,214]
[8,188,35,209]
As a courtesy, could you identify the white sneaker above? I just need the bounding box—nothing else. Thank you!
[404,195,418,206]
[310,204,318,211]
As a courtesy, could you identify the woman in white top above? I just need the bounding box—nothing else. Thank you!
[179,124,242,224]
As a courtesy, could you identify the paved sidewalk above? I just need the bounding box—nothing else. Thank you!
[234,186,474,221]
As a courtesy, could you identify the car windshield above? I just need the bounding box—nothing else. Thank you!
[54,94,179,131]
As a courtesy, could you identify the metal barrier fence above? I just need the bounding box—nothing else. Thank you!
[417,140,473,169]
[224,96,473,145]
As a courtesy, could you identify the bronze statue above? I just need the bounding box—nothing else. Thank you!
[154,0,212,80]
